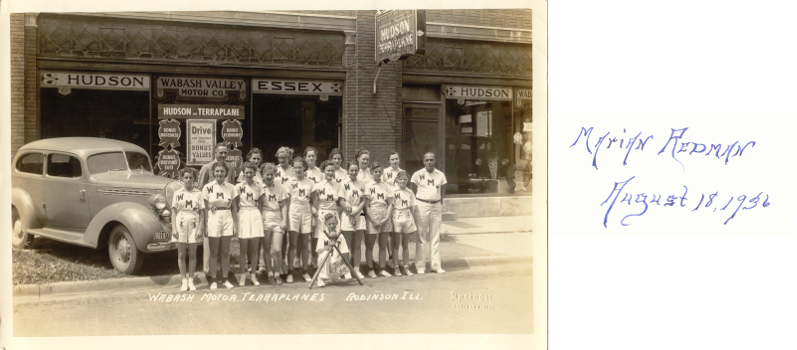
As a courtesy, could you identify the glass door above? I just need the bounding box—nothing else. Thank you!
[401,103,443,173]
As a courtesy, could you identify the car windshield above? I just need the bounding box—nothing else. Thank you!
[88,152,152,174]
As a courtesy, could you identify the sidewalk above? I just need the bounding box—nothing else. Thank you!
[13,215,533,297]
[442,215,532,235]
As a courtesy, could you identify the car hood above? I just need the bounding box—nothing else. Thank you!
[92,171,175,191]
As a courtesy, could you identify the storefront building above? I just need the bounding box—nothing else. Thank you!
[10,10,533,217]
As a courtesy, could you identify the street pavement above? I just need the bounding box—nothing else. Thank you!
[13,262,533,336]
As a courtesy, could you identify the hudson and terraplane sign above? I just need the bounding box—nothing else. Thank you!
[375,10,426,64]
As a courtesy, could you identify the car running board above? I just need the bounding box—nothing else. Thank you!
[26,227,95,248]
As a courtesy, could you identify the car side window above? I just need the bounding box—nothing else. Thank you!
[87,152,127,174]
[16,153,43,174]
[47,153,82,178]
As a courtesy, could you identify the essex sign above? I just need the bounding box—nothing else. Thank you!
[252,79,343,96]
[375,10,426,64]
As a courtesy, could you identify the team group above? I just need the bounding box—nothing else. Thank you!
[170,142,448,291]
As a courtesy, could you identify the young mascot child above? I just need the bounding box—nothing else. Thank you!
[314,213,349,287]
[391,170,420,276]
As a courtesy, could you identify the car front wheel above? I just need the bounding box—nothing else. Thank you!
[108,224,144,274]
[11,207,34,249]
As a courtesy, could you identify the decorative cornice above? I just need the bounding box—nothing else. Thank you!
[63,11,357,32]
[426,22,532,44]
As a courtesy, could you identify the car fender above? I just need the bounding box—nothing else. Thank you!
[11,186,44,231]
[85,202,169,252]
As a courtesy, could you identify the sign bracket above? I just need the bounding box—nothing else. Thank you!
[373,61,385,95]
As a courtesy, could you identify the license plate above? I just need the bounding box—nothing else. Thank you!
[153,231,172,243]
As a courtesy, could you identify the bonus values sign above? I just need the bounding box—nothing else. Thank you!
[375,10,426,64]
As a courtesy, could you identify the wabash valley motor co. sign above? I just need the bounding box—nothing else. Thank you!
[375,10,426,64]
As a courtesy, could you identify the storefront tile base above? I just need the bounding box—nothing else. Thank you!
[443,195,532,218]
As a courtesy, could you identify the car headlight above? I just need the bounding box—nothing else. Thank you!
[148,194,168,211]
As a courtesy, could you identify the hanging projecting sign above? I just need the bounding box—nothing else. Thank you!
[156,76,246,99]
[186,119,217,165]
[158,104,244,119]
[516,89,532,107]
[375,10,426,64]
[523,123,533,132]
[443,85,513,101]
[252,79,343,96]
[40,72,150,94]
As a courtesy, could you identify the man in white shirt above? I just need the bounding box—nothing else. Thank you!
[410,152,447,274]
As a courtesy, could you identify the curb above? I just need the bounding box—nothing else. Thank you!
[12,255,532,297]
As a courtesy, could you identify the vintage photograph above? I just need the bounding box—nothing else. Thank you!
[4,4,544,349]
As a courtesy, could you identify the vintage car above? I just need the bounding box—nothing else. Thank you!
[11,137,185,274]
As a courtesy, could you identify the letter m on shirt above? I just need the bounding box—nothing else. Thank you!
[246,192,254,201]
[268,194,277,202]
[377,193,385,200]
[299,189,306,196]
[427,179,435,186]
[216,192,224,199]
[185,200,193,209]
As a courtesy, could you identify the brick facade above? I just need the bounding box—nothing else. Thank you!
[10,14,25,157]
[428,9,532,29]
[343,10,403,166]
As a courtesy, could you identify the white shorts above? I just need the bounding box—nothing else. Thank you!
[392,209,417,234]
[289,203,312,234]
[314,209,339,238]
[175,211,201,244]
[262,210,285,235]
[207,209,234,238]
[341,212,366,232]
[237,207,264,239]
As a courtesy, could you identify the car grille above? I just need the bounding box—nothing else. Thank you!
[98,189,152,197]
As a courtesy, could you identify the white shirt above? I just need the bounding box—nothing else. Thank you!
[382,166,403,188]
[202,181,238,208]
[411,168,447,201]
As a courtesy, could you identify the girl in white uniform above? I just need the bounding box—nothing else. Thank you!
[314,213,349,288]
[203,162,239,290]
[274,146,296,186]
[364,161,394,278]
[287,156,315,283]
[381,150,403,269]
[312,160,342,274]
[171,167,205,291]
[328,148,348,184]
[355,147,373,184]
[382,150,404,188]
[338,160,367,280]
[391,170,419,276]
[235,161,264,286]
[273,146,295,274]
[303,146,324,266]
[260,163,289,285]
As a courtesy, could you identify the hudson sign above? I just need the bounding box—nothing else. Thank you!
[375,10,426,64]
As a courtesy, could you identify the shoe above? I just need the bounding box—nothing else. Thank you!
[286,274,294,283]
[210,282,218,290]
[417,270,425,275]
[224,281,235,289]
[276,276,283,285]
[188,279,197,291]
[268,275,276,285]
[404,266,414,276]
[344,272,352,280]
[380,270,392,278]
[180,279,188,292]
[434,268,446,274]
[239,275,246,287]
[387,260,395,269]
[355,271,365,280]
[251,275,260,286]
[367,270,377,278]
[312,260,318,269]
[394,269,402,277]
[302,273,312,282]
[317,279,326,287]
